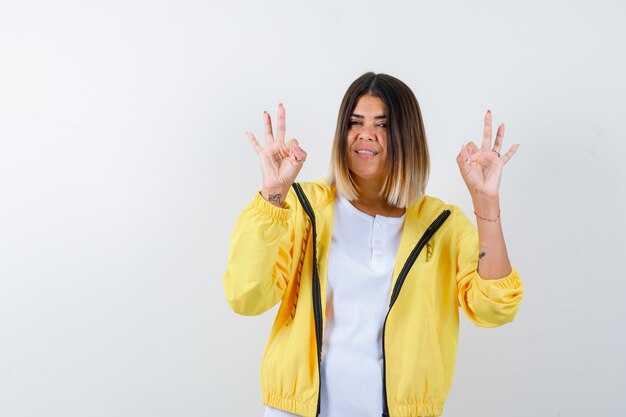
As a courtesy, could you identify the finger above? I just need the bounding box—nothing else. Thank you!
[492,123,505,153]
[290,147,307,165]
[283,138,297,158]
[246,132,263,155]
[264,111,275,145]
[500,143,519,164]
[294,143,307,162]
[285,138,306,162]
[468,146,482,163]
[465,141,480,152]
[482,110,492,151]
[276,103,286,144]
[457,143,480,169]
[456,144,465,164]
[456,144,470,172]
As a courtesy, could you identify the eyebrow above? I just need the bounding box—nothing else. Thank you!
[351,113,387,119]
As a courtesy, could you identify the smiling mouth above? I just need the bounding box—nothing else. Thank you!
[356,150,378,156]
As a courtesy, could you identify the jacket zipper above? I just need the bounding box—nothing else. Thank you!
[294,184,451,417]
[381,209,451,417]
[292,183,324,416]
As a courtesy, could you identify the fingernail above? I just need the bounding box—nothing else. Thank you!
[279,102,283,107]
[487,109,491,114]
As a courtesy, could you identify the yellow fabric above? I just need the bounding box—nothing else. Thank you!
[223,180,523,417]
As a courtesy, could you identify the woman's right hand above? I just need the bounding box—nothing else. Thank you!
[246,103,307,207]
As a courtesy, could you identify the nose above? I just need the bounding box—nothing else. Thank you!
[358,125,376,141]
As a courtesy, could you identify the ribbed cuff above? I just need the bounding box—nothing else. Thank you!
[475,267,523,301]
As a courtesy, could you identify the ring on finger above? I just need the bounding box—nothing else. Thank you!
[492,150,501,158]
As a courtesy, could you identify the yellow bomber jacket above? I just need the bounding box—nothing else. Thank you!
[223,180,523,417]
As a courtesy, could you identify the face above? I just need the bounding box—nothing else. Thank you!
[346,95,388,187]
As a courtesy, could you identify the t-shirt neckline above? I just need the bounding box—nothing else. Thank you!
[337,195,406,224]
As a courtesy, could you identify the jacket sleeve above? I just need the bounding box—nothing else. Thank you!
[455,210,524,327]
[222,192,298,316]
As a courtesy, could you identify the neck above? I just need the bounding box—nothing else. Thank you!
[351,178,405,218]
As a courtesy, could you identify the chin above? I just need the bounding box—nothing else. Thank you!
[349,169,385,184]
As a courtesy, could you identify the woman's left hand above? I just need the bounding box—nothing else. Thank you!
[456,110,519,200]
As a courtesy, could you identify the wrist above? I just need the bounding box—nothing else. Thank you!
[471,195,500,218]
[261,186,290,207]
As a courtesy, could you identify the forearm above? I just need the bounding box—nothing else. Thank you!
[471,195,513,280]
[223,193,293,314]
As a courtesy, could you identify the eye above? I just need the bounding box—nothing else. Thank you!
[377,122,387,128]
[349,120,361,127]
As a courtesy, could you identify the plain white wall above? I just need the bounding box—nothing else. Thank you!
[1,0,625,416]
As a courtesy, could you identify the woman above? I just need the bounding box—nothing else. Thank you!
[223,73,523,417]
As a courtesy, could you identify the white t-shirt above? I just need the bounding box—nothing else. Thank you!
[265,196,404,417]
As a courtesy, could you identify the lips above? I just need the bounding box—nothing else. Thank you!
[353,148,379,160]
[354,147,379,155]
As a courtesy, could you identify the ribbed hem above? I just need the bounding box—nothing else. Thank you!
[253,192,292,222]
[389,400,443,417]
[263,392,316,417]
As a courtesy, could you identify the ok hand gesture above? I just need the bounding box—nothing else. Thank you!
[456,110,519,200]
[246,103,307,207]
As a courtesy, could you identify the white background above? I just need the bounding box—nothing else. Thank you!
[1,0,625,416]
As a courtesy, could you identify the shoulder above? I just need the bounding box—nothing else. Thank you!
[411,194,475,237]
[286,178,336,210]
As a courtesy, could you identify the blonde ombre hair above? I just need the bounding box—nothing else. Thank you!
[328,73,430,208]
